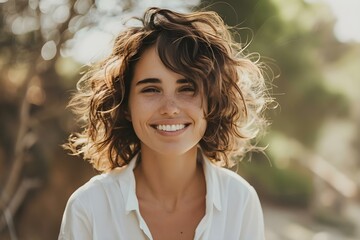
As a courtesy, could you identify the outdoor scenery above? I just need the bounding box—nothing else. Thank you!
[0,0,359,239]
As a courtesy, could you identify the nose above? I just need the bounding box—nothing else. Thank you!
[159,96,180,116]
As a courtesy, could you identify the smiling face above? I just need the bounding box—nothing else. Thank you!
[128,45,207,157]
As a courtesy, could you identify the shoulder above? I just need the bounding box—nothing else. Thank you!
[67,165,129,205]
[204,161,265,238]
[212,163,252,188]
[209,162,257,200]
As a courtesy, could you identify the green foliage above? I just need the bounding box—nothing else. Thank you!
[200,0,350,147]
[238,158,313,207]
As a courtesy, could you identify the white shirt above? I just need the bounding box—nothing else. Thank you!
[59,154,265,240]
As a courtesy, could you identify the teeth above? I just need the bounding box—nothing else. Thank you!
[156,124,186,132]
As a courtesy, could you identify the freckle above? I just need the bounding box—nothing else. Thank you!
[180,231,183,234]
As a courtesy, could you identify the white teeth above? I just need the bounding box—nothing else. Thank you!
[156,124,186,132]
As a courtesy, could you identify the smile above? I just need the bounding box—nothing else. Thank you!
[155,124,187,132]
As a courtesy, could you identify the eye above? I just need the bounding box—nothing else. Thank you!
[179,85,195,92]
[179,80,197,94]
[141,87,160,93]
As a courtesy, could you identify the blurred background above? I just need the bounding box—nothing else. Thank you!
[0,0,359,239]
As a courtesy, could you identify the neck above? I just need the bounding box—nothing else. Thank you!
[134,146,204,210]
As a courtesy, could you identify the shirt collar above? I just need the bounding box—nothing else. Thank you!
[120,154,139,214]
[202,154,222,211]
[120,151,222,214]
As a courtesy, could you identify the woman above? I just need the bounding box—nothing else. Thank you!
[59,7,270,240]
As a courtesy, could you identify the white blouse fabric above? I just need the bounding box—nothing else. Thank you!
[58,154,265,240]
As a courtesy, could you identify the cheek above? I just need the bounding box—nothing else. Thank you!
[199,98,208,136]
[128,103,144,125]
[192,103,207,133]
[198,97,208,120]
[200,117,207,132]
[128,111,146,140]
[128,93,143,120]
[128,98,153,127]
[189,93,206,110]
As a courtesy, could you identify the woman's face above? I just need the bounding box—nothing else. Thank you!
[128,45,207,156]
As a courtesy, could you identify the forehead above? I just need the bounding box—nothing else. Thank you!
[132,45,184,83]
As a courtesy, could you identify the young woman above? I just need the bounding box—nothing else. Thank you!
[59,7,270,240]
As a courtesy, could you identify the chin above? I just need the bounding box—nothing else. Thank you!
[146,143,199,157]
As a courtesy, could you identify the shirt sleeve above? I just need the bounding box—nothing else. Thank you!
[239,187,265,240]
[58,196,92,240]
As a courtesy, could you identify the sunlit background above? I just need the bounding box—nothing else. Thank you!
[0,0,359,239]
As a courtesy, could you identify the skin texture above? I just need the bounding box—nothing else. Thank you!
[128,45,207,240]
[128,45,207,158]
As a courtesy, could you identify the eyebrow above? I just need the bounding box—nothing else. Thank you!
[135,78,190,86]
[135,78,160,86]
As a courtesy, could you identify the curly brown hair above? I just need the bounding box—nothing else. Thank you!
[65,7,271,172]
